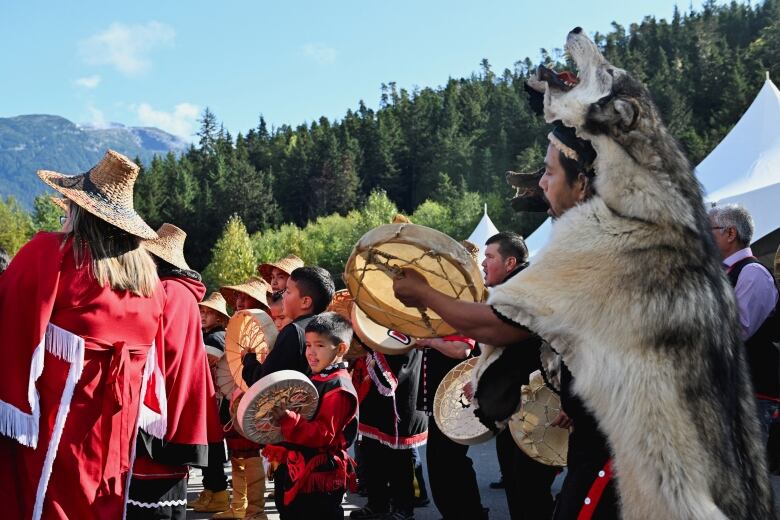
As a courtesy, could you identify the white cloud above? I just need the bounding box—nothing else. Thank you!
[136,102,199,139]
[74,75,102,88]
[302,43,337,65]
[87,104,108,128]
[79,21,175,76]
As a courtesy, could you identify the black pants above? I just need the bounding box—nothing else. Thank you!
[127,476,186,520]
[552,434,618,520]
[496,428,558,520]
[360,436,415,514]
[273,463,345,520]
[201,441,228,492]
[426,418,484,519]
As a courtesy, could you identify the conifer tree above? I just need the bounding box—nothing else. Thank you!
[202,215,258,290]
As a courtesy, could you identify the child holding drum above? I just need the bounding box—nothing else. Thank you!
[265,312,359,519]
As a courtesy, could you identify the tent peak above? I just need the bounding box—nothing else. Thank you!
[767,70,771,81]
[484,203,488,215]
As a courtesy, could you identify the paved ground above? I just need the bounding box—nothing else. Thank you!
[187,438,780,519]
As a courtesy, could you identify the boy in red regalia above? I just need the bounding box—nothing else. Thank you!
[264,312,359,520]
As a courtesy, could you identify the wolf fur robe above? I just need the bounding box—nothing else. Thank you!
[486,28,774,519]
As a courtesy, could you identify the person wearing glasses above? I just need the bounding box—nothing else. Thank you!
[709,204,780,446]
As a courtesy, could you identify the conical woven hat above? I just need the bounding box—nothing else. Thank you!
[143,223,191,271]
[37,149,157,239]
[199,291,231,320]
[220,276,271,311]
[258,254,304,282]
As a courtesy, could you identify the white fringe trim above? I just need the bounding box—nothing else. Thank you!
[0,322,86,450]
[33,324,85,520]
[137,342,167,439]
[0,338,44,448]
[127,498,186,508]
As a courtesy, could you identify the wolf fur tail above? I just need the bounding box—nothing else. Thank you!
[489,28,774,519]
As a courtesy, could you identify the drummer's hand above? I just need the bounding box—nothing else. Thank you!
[550,409,572,429]
[393,268,429,308]
[415,338,440,349]
[463,381,474,401]
[269,405,287,425]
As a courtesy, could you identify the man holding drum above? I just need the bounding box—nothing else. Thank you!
[479,232,559,519]
[393,125,619,519]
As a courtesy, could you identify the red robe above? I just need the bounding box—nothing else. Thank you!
[0,232,165,520]
[132,276,224,481]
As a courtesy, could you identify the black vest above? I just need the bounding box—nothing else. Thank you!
[727,257,780,397]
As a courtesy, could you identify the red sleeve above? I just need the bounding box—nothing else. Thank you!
[442,335,476,349]
[0,233,66,447]
[279,390,355,448]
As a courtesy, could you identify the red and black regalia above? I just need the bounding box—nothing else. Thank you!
[127,271,225,519]
[0,232,165,519]
[263,362,358,519]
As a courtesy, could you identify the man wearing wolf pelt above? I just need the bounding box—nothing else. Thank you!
[394,27,774,520]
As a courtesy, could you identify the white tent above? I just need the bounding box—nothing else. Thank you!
[523,75,780,258]
[467,204,499,267]
[698,75,780,243]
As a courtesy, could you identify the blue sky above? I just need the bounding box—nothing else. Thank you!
[1,1,721,141]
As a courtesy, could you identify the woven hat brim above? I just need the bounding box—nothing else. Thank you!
[257,259,302,282]
[143,241,191,271]
[198,300,230,320]
[220,286,270,311]
[38,169,157,240]
[51,197,69,212]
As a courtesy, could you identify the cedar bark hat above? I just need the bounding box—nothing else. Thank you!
[257,254,304,283]
[220,276,271,311]
[37,149,157,239]
[143,223,191,271]
[199,291,231,320]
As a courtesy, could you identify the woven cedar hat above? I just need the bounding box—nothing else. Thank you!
[37,149,157,239]
[257,254,304,283]
[220,276,271,311]
[143,223,191,271]
[199,291,231,320]
[50,197,69,212]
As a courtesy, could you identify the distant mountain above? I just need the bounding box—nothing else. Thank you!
[0,114,190,208]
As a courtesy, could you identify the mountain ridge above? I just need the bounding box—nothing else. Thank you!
[0,114,190,208]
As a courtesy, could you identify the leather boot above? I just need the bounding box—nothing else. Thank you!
[188,489,212,509]
[244,456,268,520]
[195,489,229,513]
[212,458,248,519]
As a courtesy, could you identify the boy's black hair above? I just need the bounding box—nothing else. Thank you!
[289,266,335,314]
[305,311,353,348]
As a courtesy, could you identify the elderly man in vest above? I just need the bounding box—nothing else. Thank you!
[709,203,780,445]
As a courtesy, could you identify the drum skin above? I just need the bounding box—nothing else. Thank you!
[221,309,279,394]
[508,370,569,466]
[434,357,494,445]
[351,303,416,356]
[345,223,486,338]
[237,370,319,445]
